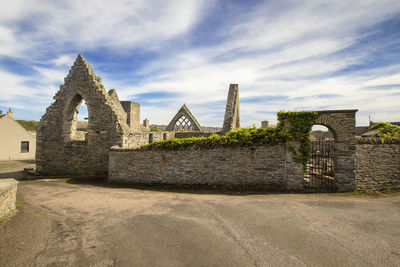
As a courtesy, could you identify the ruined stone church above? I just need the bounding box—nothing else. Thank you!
[36,55,240,176]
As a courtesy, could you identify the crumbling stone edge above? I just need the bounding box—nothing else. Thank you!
[0,179,19,223]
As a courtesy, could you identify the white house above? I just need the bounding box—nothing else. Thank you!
[0,109,36,161]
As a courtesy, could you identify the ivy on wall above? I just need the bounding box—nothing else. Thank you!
[277,111,319,170]
[141,111,319,170]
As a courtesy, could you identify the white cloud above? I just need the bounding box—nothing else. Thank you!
[111,0,400,126]
[0,68,49,112]
[0,0,213,56]
[51,54,76,67]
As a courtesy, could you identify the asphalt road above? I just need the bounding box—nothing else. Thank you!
[1,161,400,266]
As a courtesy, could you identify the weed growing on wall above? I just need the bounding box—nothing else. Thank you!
[370,122,400,140]
[277,111,319,170]
[141,111,319,170]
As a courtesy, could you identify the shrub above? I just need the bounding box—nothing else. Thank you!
[370,122,400,139]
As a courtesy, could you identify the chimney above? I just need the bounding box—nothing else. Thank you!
[7,108,13,119]
[143,119,149,129]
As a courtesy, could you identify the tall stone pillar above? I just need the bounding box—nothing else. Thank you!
[222,84,240,133]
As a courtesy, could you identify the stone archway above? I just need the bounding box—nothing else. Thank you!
[313,110,358,192]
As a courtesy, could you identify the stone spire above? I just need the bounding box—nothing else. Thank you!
[222,84,240,133]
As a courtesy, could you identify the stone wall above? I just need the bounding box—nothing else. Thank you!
[355,138,400,190]
[0,179,18,221]
[174,132,215,138]
[109,144,304,189]
[123,132,175,149]
[120,101,141,131]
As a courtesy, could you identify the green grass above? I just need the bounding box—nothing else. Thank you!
[16,200,24,204]
[66,179,76,184]
[16,120,39,131]
[344,189,399,198]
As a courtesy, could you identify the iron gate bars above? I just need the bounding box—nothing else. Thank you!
[304,139,335,190]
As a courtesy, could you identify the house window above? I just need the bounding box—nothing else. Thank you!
[163,133,167,140]
[21,141,29,153]
[149,133,153,143]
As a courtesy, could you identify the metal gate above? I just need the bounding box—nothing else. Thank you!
[304,140,335,190]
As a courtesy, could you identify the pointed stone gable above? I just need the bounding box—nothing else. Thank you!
[166,104,203,131]
[36,54,130,176]
[222,84,240,133]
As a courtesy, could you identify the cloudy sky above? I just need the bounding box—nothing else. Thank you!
[0,0,399,127]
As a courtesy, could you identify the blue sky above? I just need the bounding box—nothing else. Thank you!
[0,0,399,127]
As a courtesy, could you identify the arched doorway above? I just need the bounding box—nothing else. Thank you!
[305,125,335,190]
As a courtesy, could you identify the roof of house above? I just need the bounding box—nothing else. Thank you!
[356,126,370,136]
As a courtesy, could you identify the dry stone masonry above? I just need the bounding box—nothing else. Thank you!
[356,138,400,190]
[0,179,18,221]
[109,145,304,190]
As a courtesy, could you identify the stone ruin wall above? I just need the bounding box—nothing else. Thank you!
[355,138,400,190]
[122,131,175,149]
[222,84,240,133]
[36,55,172,176]
[108,143,304,189]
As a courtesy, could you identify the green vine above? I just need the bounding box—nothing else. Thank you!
[277,111,319,170]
